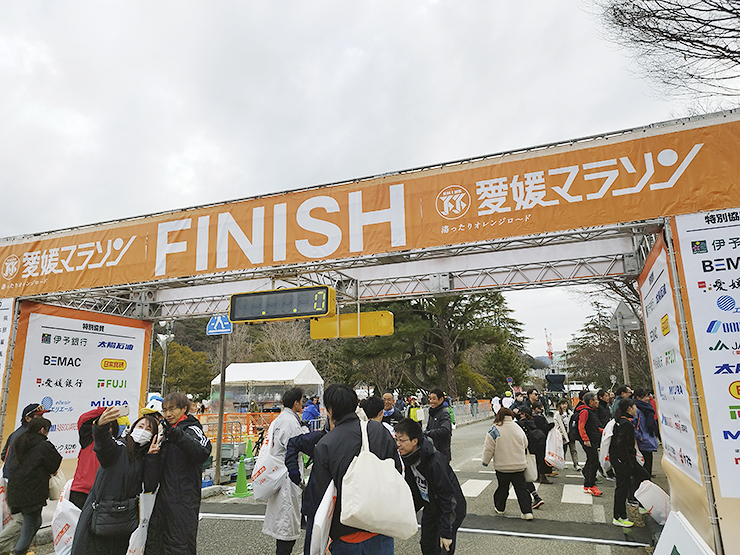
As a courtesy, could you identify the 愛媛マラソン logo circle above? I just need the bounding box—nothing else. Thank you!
[435,185,471,220]
[1,255,20,280]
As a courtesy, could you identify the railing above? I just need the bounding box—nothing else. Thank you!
[196,412,281,446]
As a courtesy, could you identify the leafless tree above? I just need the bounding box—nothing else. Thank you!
[596,0,740,96]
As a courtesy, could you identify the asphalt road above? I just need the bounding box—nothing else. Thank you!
[33,417,662,554]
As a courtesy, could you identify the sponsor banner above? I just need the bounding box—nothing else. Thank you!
[675,209,740,497]
[637,235,701,485]
[2,114,740,299]
[6,303,151,459]
[0,298,13,383]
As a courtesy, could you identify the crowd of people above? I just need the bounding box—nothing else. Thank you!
[484,384,659,528]
[0,393,211,555]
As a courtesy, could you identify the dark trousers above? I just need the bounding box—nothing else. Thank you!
[494,471,532,514]
[582,443,599,488]
[69,490,88,511]
[277,539,296,555]
[642,451,654,476]
[12,508,41,555]
[420,503,462,555]
[613,459,651,519]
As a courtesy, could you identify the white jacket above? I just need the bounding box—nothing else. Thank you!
[553,410,571,445]
[262,408,308,541]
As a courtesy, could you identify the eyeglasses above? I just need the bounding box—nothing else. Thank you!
[395,437,412,444]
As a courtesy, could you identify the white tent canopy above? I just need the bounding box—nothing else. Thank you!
[210,360,323,411]
[211,360,323,387]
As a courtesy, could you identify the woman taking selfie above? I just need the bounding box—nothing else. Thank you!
[72,408,160,555]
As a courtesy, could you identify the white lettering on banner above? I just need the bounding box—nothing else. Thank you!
[196,216,209,272]
[216,208,265,268]
[156,219,192,276]
[476,144,703,216]
[273,203,287,262]
[295,197,342,258]
[348,183,406,252]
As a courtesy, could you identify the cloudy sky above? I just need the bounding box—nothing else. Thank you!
[0,1,703,356]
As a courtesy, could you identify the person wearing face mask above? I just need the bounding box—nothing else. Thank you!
[71,409,160,555]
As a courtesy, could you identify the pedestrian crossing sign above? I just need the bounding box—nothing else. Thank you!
[206,315,232,335]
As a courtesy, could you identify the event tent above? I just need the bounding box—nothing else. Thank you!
[210,360,323,412]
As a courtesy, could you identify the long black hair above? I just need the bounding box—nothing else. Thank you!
[615,398,635,420]
[125,415,159,461]
[14,417,51,462]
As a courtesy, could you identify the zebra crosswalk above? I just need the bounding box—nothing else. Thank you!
[458,477,595,506]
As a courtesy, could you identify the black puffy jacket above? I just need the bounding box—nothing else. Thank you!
[6,432,61,512]
[144,414,211,555]
[425,404,452,462]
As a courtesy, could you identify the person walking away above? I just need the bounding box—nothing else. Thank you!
[425,389,452,462]
[481,408,534,519]
[303,384,401,554]
[468,394,478,418]
[491,395,501,415]
[501,391,514,409]
[5,417,61,555]
[531,401,556,478]
[381,392,404,427]
[361,397,395,437]
[516,407,550,485]
[577,393,603,496]
[395,418,466,553]
[553,398,579,471]
[72,410,160,555]
[263,388,309,555]
[610,398,651,527]
[0,403,49,552]
[144,392,211,555]
[632,389,659,476]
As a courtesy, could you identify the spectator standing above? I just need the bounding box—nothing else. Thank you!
[396,418,466,553]
[72,411,160,555]
[361,397,395,437]
[482,408,534,519]
[0,402,49,552]
[425,389,452,462]
[521,388,540,411]
[596,390,611,428]
[5,417,61,555]
[381,392,404,427]
[263,388,309,555]
[302,395,321,425]
[633,388,659,476]
[576,393,603,496]
[468,394,478,418]
[304,383,401,554]
[145,392,211,555]
[553,398,579,471]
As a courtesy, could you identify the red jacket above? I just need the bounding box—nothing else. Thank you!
[70,407,105,494]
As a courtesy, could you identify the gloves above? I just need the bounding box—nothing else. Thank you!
[289,470,301,486]
[440,538,453,551]
[161,418,173,434]
[482,461,488,467]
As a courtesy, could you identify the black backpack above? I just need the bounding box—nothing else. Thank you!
[568,409,581,442]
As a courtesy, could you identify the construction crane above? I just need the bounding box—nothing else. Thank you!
[545,328,553,361]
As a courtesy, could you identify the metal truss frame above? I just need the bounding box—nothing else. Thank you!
[18,220,661,320]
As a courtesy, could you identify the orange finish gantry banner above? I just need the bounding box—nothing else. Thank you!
[2,113,740,299]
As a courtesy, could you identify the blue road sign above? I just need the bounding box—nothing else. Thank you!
[506,376,513,384]
[206,315,232,336]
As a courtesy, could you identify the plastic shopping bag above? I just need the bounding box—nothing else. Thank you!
[51,480,81,555]
[544,428,565,470]
[0,478,13,530]
[127,492,157,555]
[251,420,288,501]
[634,480,671,525]
[599,420,616,473]
[310,480,337,555]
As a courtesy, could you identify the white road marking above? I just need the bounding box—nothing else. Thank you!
[456,527,648,548]
[508,483,537,500]
[460,479,491,497]
[479,470,496,474]
[561,484,593,505]
[593,504,606,523]
[471,457,482,461]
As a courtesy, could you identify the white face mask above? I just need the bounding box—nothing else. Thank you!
[130,428,153,446]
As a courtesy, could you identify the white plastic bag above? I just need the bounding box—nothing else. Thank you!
[49,469,66,501]
[634,480,671,525]
[126,492,157,555]
[0,478,13,530]
[544,428,565,470]
[51,479,81,555]
[599,420,616,473]
[310,480,337,555]
[340,420,417,540]
[251,420,288,501]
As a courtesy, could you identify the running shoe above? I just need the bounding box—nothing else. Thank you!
[626,499,640,507]
[586,486,603,496]
[531,498,545,509]
[638,507,649,515]
[521,513,534,520]
[613,517,634,527]
[494,507,505,515]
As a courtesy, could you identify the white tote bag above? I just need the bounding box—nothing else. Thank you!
[599,420,616,473]
[126,492,157,555]
[251,420,288,501]
[51,480,81,555]
[544,428,565,470]
[0,478,13,530]
[634,480,671,525]
[310,480,337,555]
[340,420,417,540]
[524,451,538,482]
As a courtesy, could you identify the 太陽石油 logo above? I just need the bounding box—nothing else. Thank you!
[1,255,20,281]
[435,186,471,220]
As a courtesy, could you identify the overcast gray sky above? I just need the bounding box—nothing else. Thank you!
[0,1,700,356]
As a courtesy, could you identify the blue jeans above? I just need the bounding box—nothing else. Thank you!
[13,508,41,555]
[329,534,394,555]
